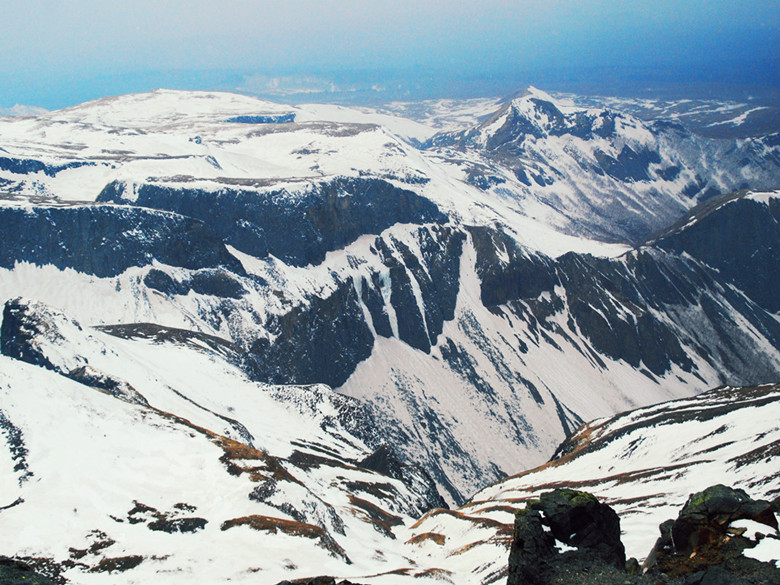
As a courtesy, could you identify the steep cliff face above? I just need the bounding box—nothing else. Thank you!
[0,204,244,277]
[654,190,780,313]
[97,176,446,266]
[0,199,778,505]
[247,280,375,388]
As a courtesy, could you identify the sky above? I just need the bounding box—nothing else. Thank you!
[2,1,779,109]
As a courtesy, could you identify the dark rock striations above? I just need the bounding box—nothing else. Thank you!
[98,176,447,266]
[0,204,243,277]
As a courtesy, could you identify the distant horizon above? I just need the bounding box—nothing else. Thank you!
[2,1,779,110]
[4,63,780,113]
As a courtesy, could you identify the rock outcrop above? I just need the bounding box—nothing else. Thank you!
[644,484,780,582]
[506,486,780,585]
[0,204,244,277]
[98,176,447,267]
[506,489,626,585]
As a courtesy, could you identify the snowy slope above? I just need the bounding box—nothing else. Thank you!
[407,383,780,583]
[558,91,780,139]
[423,88,780,243]
[4,299,776,585]
[0,90,778,501]
[0,299,442,585]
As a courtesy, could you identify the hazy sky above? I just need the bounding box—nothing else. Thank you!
[2,1,779,108]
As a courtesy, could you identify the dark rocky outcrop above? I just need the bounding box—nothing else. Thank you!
[506,507,556,585]
[0,156,94,177]
[67,365,149,406]
[0,204,243,278]
[468,226,558,307]
[372,226,464,352]
[468,223,780,385]
[0,557,60,585]
[507,489,625,585]
[593,145,662,182]
[357,445,448,512]
[274,577,365,585]
[655,191,780,313]
[645,485,779,580]
[1,299,61,372]
[507,487,780,585]
[225,113,295,124]
[1,299,145,406]
[247,280,374,388]
[98,176,447,266]
[533,489,626,568]
[145,268,247,299]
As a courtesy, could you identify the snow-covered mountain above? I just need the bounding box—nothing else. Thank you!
[0,88,778,583]
[0,298,442,584]
[422,87,780,243]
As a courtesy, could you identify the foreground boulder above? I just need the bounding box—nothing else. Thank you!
[506,489,625,585]
[644,484,780,582]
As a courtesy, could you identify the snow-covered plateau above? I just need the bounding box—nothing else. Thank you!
[0,88,778,583]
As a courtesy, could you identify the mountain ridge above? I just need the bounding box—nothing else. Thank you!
[0,88,778,582]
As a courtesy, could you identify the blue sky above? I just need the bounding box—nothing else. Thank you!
[2,1,779,108]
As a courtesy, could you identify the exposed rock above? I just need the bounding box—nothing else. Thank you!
[0,155,94,177]
[655,191,780,313]
[644,485,780,582]
[1,299,61,371]
[89,556,144,574]
[246,279,374,388]
[671,485,777,556]
[506,489,625,585]
[220,515,349,562]
[98,176,447,266]
[357,445,448,512]
[506,507,556,585]
[370,226,463,352]
[507,486,780,585]
[274,577,366,585]
[0,556,60,585]
[531,489,626,568]
[358,444,405,479]
[143,268,190,295]
[121,501,207,534]
[0,204,244,278]
[468,223,780,385]
[225,113,295,124]
[67,365,149,406]
[147,517,208,534]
